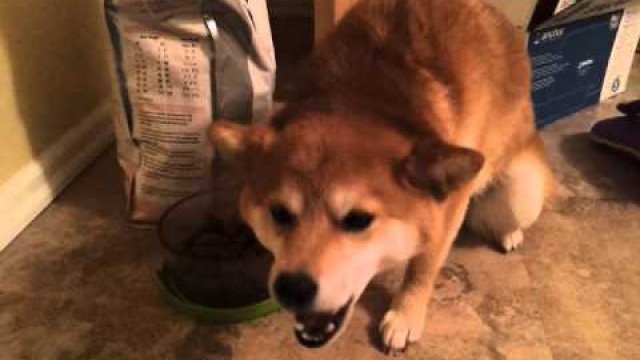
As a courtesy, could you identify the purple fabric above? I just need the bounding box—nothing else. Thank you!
[616,100,640,116]
[590,116,640,157]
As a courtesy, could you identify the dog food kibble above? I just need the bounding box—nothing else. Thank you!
[164,218,273,308]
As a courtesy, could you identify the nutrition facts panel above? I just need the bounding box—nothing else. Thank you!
[180,42,201,99]
[120,17,213,200]
[130,35,204,100]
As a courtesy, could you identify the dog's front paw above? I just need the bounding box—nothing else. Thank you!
[379,306,425,355]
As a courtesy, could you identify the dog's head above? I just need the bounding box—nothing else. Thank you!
[210,113,483,348]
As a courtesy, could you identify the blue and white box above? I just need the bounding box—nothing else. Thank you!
[529,0,640,127]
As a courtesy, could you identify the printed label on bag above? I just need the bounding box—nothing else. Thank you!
[120,16,213,201]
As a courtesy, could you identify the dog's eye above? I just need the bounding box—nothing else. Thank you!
[270,204,297,227]
[340,211,375,232]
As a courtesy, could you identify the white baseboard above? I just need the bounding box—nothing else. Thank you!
[0,102,114,252]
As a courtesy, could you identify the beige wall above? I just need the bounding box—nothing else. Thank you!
[314,0,360,43]
[0,0,112,185]
[483,0,538,29]
[314,0,540,42]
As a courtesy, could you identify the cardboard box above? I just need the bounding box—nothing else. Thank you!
[528,0,640,127]
[527,0,584,30]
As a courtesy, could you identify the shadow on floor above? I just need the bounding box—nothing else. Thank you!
[454,228,499,251]
[54,148,129,222]
[175,324,238,360]
[360,281,394,351]
[559,133,640,203]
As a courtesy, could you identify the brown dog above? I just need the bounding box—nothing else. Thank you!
[210,0,554,353]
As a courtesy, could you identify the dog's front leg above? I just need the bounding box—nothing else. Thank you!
[378,237,453,354]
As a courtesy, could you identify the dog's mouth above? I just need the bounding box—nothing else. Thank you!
[293,297,354,348]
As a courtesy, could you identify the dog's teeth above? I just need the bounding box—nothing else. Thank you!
[295,323,305,332]
[300,331,323,343]
[326,322,336,333]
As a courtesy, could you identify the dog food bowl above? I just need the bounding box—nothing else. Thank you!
[156,190,279,324]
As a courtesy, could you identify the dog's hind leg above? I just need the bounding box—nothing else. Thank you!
[466,136,554,252]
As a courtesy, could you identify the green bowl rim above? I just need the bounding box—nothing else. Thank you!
[156,266,280,324]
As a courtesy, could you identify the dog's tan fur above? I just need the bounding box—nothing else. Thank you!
[210,0,554,353]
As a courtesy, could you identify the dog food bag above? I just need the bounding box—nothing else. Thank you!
[104,0,276,224]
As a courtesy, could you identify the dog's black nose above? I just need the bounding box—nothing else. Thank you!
[273,272,318,310]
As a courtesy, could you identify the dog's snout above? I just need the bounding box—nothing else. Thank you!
[273,272,318,310]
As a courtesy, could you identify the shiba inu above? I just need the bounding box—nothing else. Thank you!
[209,0,554,354]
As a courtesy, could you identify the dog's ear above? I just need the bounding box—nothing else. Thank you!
[403,138,484,201]
[209,121,276,161]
